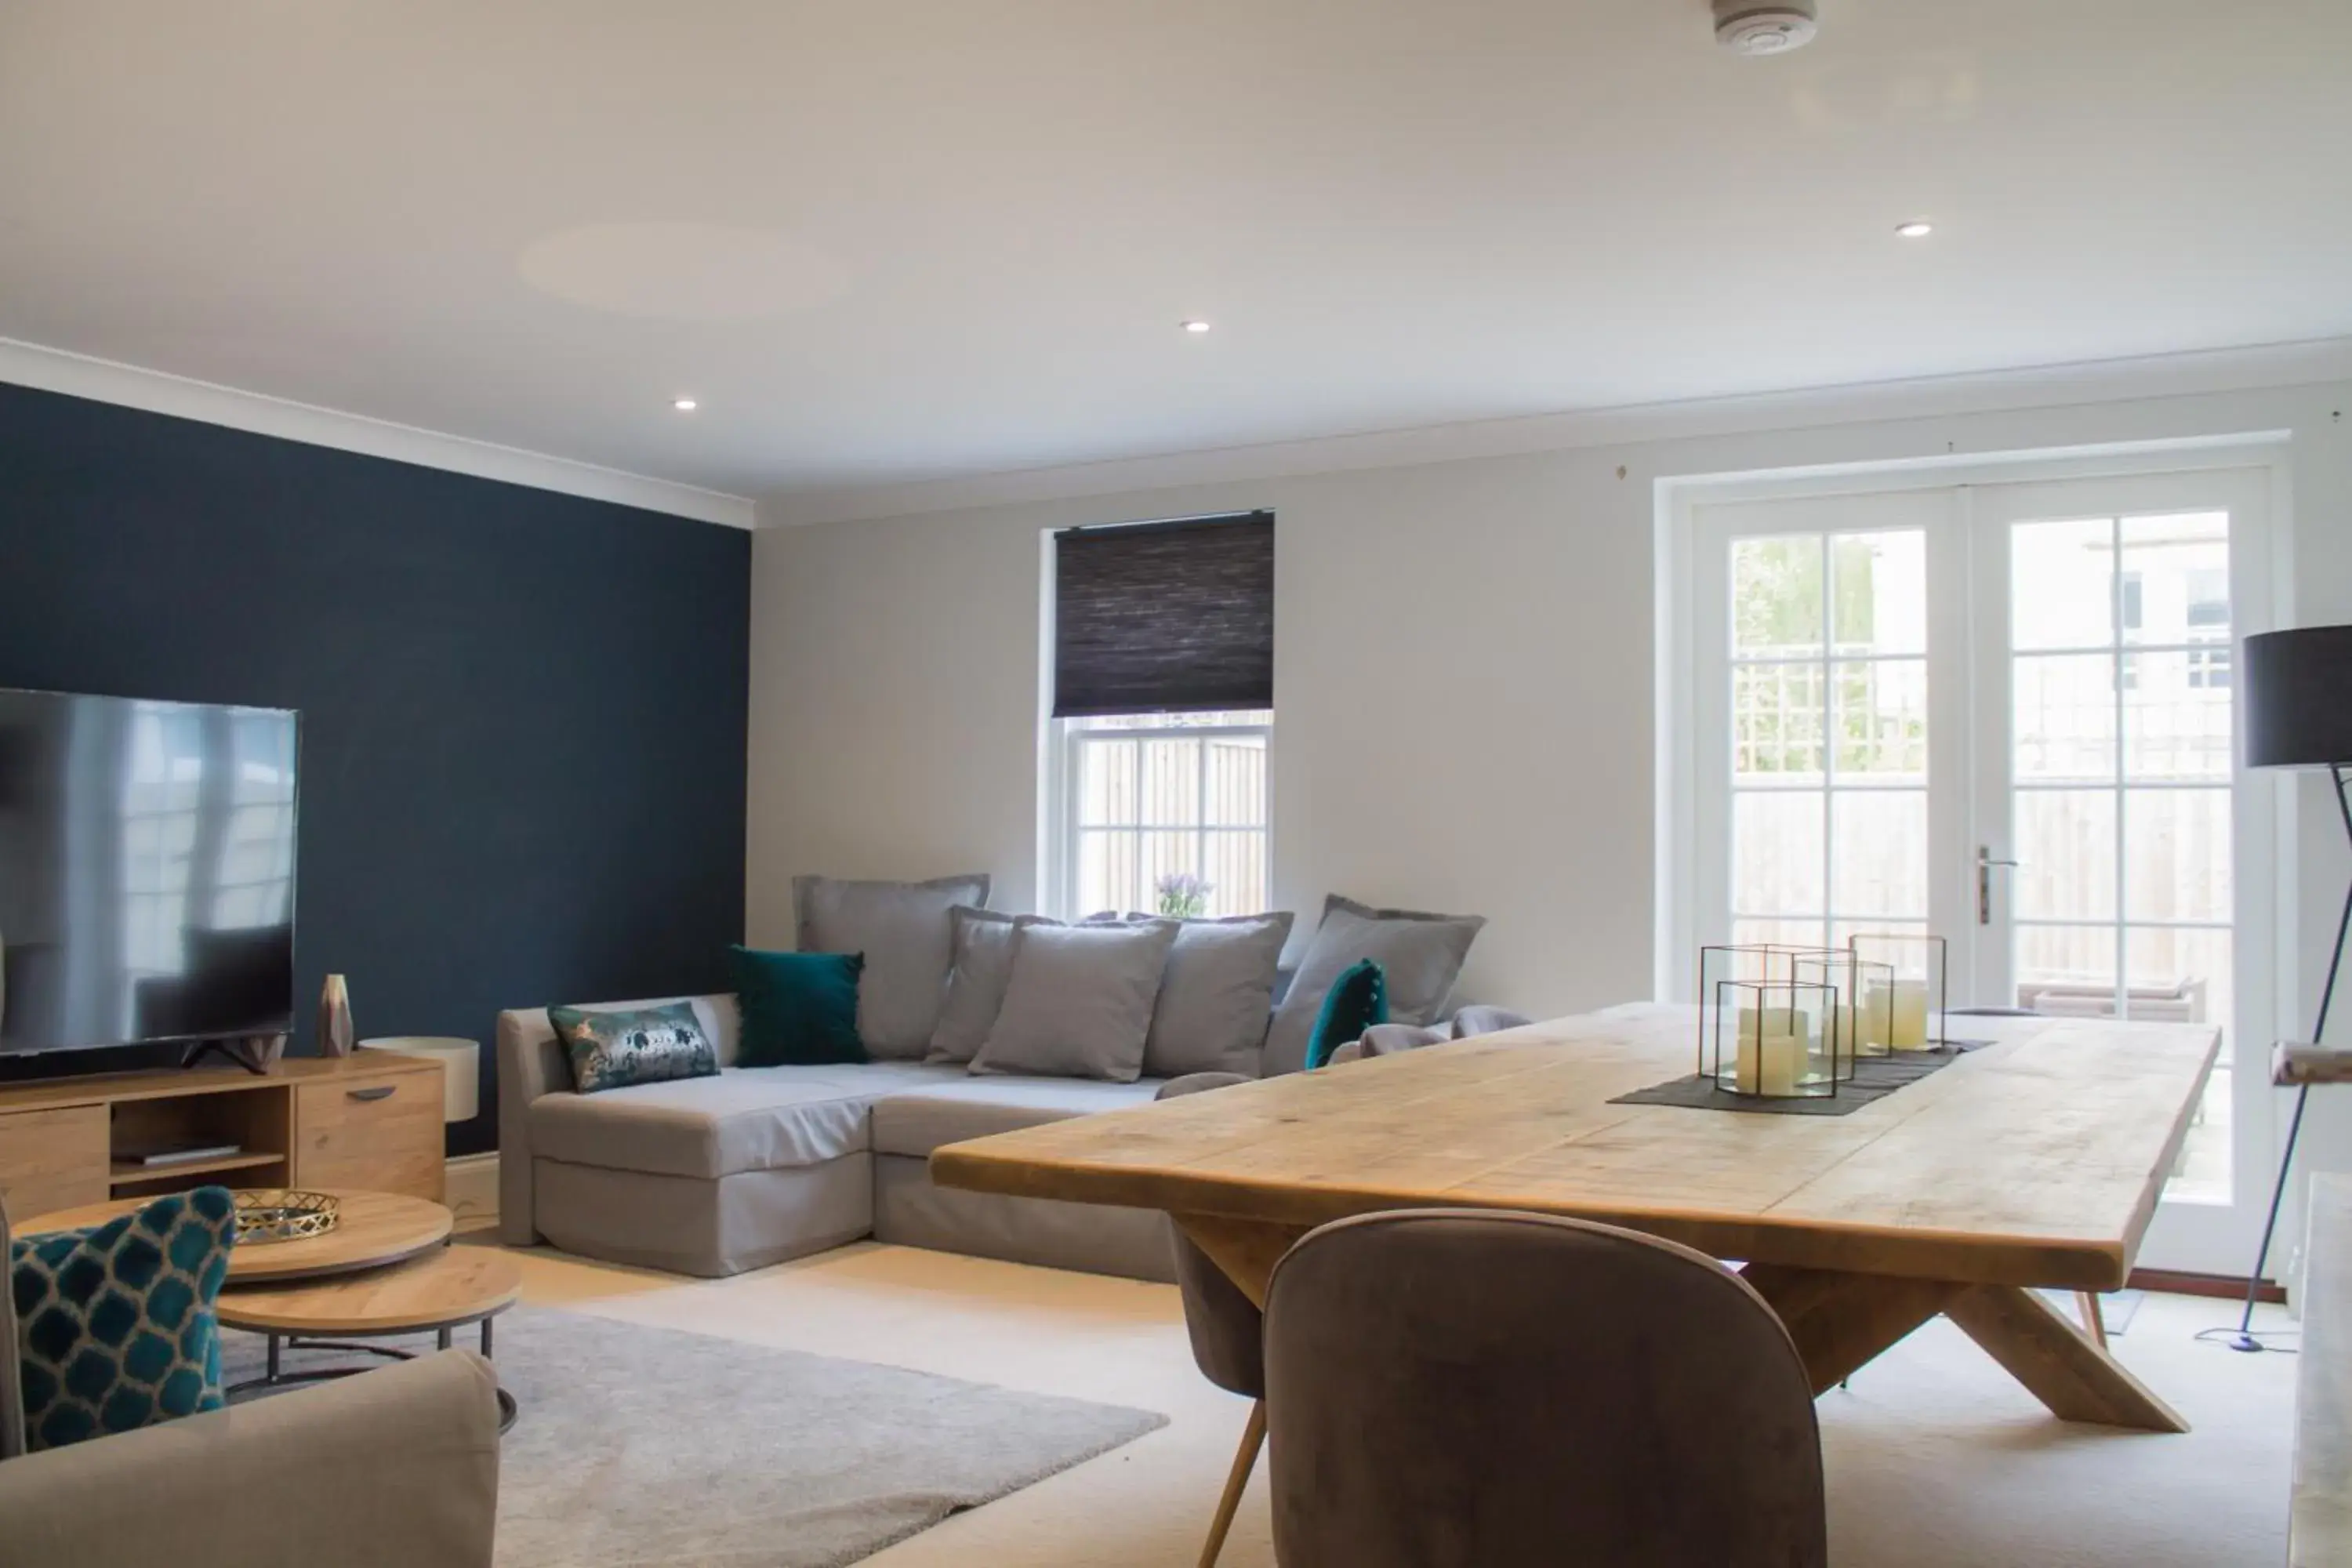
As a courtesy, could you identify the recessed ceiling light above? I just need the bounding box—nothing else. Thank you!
[672,397,699,412]
[1181,320,1211,335]
[1896,221,1934,239]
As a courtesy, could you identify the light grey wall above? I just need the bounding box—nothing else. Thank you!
[750,444,1657,1019]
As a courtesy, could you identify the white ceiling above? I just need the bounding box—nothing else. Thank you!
[3,1,2347,517]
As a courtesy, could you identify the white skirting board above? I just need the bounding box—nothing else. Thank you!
[446,1152,499,1230]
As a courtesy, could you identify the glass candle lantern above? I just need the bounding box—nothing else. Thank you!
[1697,944,1815,1070]
[1705,978,1838,1099]
[1847,932,1949,1051]
[1791,950,1893,1077]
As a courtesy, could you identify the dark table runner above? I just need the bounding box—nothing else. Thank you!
[1610,1040,1991,1116]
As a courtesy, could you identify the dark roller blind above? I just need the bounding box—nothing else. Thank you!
[1053,510,1274,718]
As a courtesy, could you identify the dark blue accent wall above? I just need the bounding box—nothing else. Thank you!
[0,382,750,1155]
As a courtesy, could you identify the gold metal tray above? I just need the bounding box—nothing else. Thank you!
[233,1189,341,1245]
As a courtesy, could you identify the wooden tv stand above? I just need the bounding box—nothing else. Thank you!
[0,1055,445,1221]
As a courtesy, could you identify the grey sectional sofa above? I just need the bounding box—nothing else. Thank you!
[498,993,1181,1279]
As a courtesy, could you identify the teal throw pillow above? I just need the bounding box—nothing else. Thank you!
[1304,958,1388,1070]
[11,1185,237,1450]
[732,947,867,1066]
[549,1000,720,1094]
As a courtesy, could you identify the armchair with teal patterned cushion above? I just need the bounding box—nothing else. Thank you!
[1,1195,504,1568]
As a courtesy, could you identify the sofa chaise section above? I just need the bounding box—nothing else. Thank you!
[497,995,958,1276]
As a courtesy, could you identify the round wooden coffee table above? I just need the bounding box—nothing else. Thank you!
[23,1189,453,1283]
[217,1247,524,1432]
[29,1189,519,1430]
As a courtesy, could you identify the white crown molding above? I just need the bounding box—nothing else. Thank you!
[0,338,757,530]
[760,336,2352,528]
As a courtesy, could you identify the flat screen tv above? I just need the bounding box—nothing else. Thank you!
[0,688,299,1057]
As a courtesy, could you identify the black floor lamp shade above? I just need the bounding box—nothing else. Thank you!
[2245,626,2352,769]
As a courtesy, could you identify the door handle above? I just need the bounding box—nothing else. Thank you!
[347,1085,396,1103]
[1977,845,2021,926]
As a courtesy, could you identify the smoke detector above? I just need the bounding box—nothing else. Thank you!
[1715,1,1818,55]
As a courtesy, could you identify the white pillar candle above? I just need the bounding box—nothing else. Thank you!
[1858,987,1895,1054]
[1820,1004,1858,1054]
[1817,1004,1860,1078]
[1737,1006,1800,1037]
[1734,1025,1806,1096]
[1889,979,1931,1050]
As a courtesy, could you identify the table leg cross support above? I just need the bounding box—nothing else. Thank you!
[1174,1214,2188,1435]
[1741,1263,2187,1433]
[1944,1283,2187,1432]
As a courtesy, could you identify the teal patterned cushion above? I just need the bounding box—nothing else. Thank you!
[550,1000,720,1094]
[10,1185,237,1450]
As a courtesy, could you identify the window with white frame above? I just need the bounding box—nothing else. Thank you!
[1047,511,1274,918]
[1719,523,1934,956]
[1062,710,1272,917]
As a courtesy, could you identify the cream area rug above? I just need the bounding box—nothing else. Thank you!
[220,1306,1168,1567]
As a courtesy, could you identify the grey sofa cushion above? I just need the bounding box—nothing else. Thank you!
[793,873,990,1058]
[1263,895,1486,1076]
[1142,912,1290,1079]
[1454,1004,1534,1038]
[869,1075,1166,1159]
[1359,1022,1453,1058]
[971,919,1179,1082]
[526,1061,956,1179]
[927,907,1053,1065]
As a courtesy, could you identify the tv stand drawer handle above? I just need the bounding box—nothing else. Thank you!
[347,1086,397,1103]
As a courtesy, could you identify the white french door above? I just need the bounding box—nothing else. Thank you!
[1692,488,1975,974]
[1969,470,2276,1272]
[1690,466,2279,1274]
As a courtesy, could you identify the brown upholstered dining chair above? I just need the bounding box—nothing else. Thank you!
[1263,1208,1828,1568]
[1155,1072,1264,1568]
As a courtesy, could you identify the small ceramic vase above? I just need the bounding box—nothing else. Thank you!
[319,974,354,1058]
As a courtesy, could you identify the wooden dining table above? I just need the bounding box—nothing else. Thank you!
[930,1003,2221,1432]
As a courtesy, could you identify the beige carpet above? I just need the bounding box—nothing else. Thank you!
[222,1305,1165,1567]
[469,1232,2300,1566]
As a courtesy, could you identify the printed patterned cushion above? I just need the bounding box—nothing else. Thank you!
[10,1185,237,1450]
[549,1000,721,1094]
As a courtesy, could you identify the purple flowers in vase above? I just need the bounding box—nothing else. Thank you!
[1154,871,1214,919]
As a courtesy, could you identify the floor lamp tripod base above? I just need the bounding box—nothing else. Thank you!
[2227,1085,2306,1352]
[2223,764,2352,1353]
